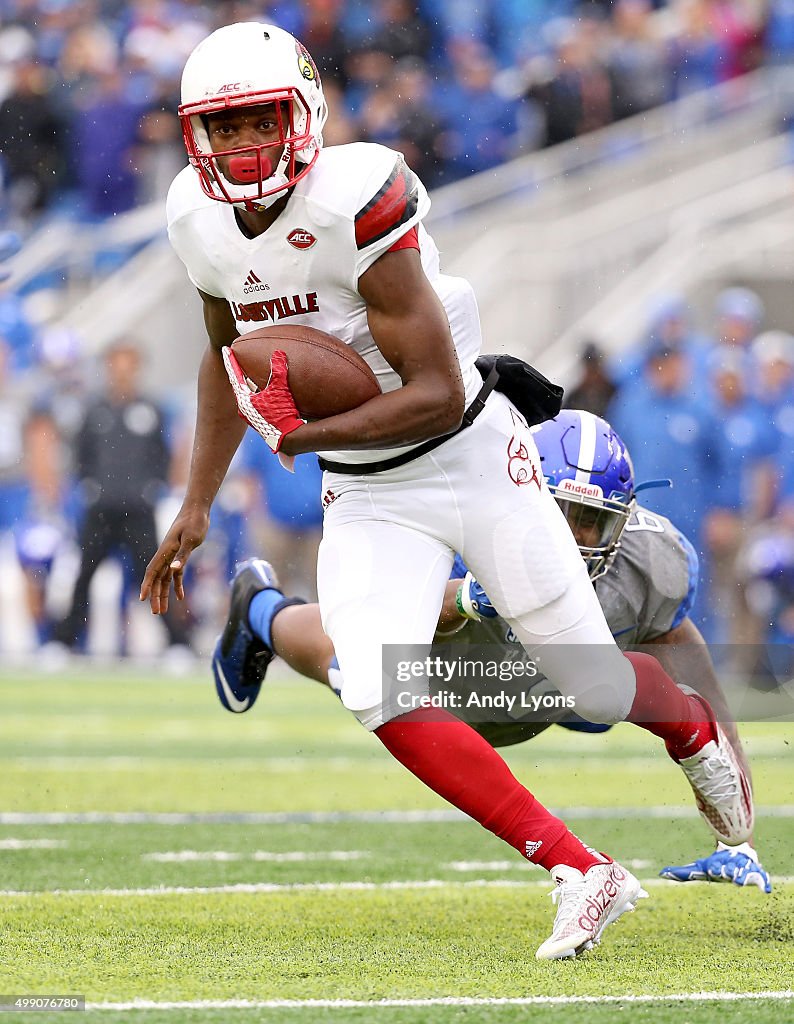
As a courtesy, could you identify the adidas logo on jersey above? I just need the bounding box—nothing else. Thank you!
[243,270,270,295]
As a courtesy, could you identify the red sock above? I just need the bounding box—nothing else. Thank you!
[375,708,604,874]
[624,651,717,758]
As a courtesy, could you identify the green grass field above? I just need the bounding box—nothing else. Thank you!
[1,666,792,1023]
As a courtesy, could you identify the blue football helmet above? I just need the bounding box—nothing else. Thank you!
[530,410,635,580]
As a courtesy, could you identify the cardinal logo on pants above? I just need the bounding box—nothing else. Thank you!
[507,410,541,489]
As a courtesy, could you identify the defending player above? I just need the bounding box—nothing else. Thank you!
[141,23,753,959]
[213,410,770,894]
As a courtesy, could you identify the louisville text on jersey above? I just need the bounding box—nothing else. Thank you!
[355,156,419,250]
[231,291,319,323]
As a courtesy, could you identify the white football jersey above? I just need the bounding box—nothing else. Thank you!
[167,142,484,464]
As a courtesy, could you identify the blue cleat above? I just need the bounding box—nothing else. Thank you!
[660,842,772,893]
[212,559,281,713]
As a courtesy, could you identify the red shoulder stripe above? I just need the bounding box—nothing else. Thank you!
[355,158,420,250]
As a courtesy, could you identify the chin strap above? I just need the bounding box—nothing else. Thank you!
[246,176,291,211]
[233,173,290,211]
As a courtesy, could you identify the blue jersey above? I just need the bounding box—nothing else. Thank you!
[239,432,323,529]
[761,385,794,457]
[704,395,778,512]
[607,382,714,543]
[448,508,698,746]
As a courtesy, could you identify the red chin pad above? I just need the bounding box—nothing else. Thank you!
[228,154,274,184]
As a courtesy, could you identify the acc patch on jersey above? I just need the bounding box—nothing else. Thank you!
[287,227,317,250]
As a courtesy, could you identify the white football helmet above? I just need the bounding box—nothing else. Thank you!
[179,22,328,210]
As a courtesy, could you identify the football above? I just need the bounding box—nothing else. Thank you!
[231,325,381,421]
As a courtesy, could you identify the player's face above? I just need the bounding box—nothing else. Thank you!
[560,502,606,549]
[205,103,287,185]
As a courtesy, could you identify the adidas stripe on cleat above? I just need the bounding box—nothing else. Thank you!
[535,861,648,961]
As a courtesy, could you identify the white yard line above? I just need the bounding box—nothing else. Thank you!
[2,876,792,897]
[88,991,794,1011]
[446,860,537,872]
[143,850,367,863]
[0,838,67,849]
[4,757,364,771]
[2,806,793,825]
[0,880,542,897]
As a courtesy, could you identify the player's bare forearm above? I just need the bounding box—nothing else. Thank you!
[181,291,247,510]
[281,249,464,455]
[141,293,245,614]
[435,580,468,637]
[645,618,750,780]
[281,382,461,455]
[182,343,248,512]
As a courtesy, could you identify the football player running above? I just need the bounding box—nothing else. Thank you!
[211,410,770,895]
[141,23,754,959]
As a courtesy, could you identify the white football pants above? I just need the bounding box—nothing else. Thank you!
[317,391,637,729]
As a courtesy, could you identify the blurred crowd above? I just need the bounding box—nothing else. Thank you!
[567,287,794,684]
[2,0,794,226]
[0,330,324,661]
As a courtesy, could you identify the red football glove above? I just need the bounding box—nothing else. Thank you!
[222,346,305,453]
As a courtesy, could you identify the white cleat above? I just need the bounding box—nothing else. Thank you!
[675,722,754,845]
[535,861,648,961]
